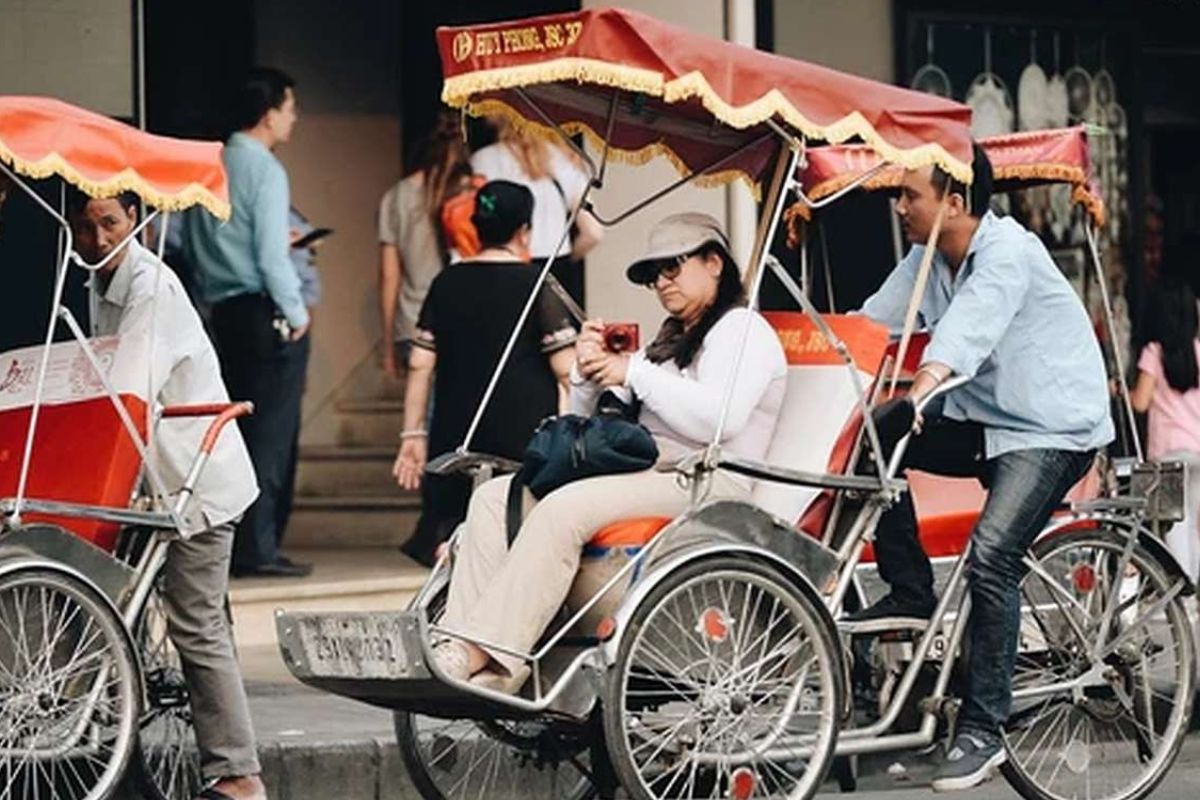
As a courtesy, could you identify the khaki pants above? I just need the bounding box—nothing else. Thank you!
[163,521,260,780]
[442,469,748,676]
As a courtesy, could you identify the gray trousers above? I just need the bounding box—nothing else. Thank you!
[162,521,260,780]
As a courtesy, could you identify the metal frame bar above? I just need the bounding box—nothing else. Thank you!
[1084,221,1143,461]
[588,132,778,228]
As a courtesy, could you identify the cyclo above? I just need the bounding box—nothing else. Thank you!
[0,97,243,800]
[275,9,1196,800]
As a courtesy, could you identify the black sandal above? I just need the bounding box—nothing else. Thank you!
[196,787,238,800]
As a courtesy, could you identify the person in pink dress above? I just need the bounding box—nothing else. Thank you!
[1131,275,1200,585]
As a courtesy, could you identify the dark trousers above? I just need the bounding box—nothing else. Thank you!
[211,294,309,570]
[876,416,1093,737]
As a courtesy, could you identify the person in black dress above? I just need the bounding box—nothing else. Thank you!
[392,180,577,565]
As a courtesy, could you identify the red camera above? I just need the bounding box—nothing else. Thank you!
[602,322,640,353]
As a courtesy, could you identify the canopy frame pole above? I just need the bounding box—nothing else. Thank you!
[587,133,778,227]
[595,90,620,189]
[513,86,599,180]
[818,219,836,312]
[796,163,890,211]
[1085,221,1143,461]
[707,139,798,462]
[1,162,76,524]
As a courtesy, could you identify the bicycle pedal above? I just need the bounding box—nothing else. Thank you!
[838,616,930,637]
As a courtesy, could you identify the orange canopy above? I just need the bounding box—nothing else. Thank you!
[0,96,229,219]
[438,7,974,195]
[786,126,1104,228]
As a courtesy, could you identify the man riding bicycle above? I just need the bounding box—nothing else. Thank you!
[855,143,1114,792]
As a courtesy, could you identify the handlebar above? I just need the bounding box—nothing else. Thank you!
[161,401,254,455]
[884,374,971,478]
[426,450,521,477]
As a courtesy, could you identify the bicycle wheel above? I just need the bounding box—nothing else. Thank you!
[0,567,141,800]
[393,582,598,800]
[132,570,203,800]
[603,556,843,800]
[1002,526,1196,800]
[396,710,597,800]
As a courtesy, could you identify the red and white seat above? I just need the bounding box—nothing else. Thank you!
[0,338,147,552]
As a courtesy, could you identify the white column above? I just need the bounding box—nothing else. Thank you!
[725,0,757,270]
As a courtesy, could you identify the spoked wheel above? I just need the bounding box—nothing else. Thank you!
[0,567,141,800]
[133,571,203,800]
[1002,527,1196,800]
[395,711,598,799]
[603,557,842,800]
[394,580,599,800]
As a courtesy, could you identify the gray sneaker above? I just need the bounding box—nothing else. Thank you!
[931,731,1007,792]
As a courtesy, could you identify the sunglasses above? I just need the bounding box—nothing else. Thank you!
[639,249,700,288]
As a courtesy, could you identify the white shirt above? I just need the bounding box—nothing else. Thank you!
[470,142,589,258]
[570,308,787,470]
[91,240,259,531]
[378,173,443,342]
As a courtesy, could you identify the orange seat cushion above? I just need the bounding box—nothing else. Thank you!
[586,516,673,552]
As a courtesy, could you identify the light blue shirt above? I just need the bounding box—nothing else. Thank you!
[182,132,309,328]
[861,211,1114,458]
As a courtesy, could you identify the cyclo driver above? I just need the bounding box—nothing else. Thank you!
[853,143,1113,792]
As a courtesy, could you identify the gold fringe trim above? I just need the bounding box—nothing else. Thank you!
[463,97,762,199]
[992,163,1085,186]
[782,171,1107,248]
[0,145,230,220]
[1072,184,1106,228]
[442,57,975,185]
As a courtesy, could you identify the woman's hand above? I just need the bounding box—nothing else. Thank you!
[392,436,428,490]
[575,318,607,380]
[590,353,630,387]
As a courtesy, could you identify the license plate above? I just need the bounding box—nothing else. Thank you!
[279,611,421,680]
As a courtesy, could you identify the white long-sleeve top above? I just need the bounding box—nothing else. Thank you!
[569,308,787,467]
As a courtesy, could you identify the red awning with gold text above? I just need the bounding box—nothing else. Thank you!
[788,126,1104,227]
[0,96,229,219]
[438,7,974,195]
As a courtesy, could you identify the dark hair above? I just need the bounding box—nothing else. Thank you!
[471,180,534,249]
[415,111,472,214]
[233,67,295,131]
[644,241,746,369]
[1147,275,1199,393]
[931,142,992,218]
[65,188,139,218]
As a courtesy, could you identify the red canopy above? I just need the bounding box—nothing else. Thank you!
[787,126,1104,227]
[438,7,973,195]
[0,96,230,219]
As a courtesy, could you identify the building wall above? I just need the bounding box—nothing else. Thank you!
[0,0,133,118]
[254,0,402,444]
[772,0,894,82]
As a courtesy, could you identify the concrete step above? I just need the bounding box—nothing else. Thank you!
[230,547,428,650]
[285,494,421,548]
[296,445,398,497]
[335,399,405,447]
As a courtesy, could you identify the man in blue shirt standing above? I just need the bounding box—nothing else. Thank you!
[855,144,1113,792]
[184,67,312,577]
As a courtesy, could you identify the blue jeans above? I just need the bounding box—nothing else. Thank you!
[874,417,1094,737]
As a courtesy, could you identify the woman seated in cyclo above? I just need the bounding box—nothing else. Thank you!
[434,212,787,693]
